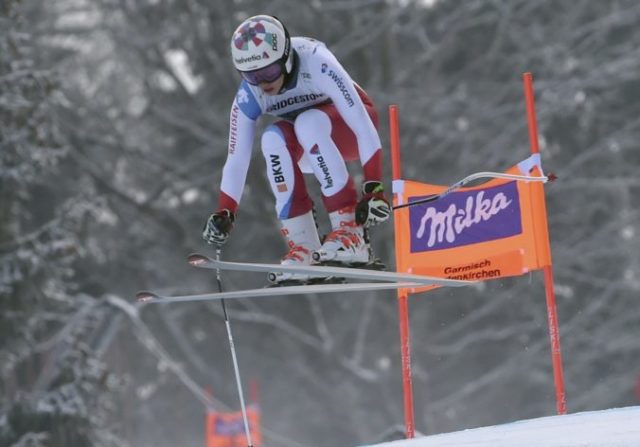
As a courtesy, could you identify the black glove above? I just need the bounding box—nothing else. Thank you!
[202,209,235,245]
[355,181,391,227]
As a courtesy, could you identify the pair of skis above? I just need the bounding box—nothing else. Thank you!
[136,253,473,304]
[136,166,550,304]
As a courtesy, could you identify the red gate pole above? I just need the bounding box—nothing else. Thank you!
[389,104,416,437]
[522,73,568,415]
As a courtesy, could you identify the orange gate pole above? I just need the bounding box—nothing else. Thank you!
[523,72,567,415]
[389,105,416,437]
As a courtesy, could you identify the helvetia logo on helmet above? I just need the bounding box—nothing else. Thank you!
[234,54,263,65]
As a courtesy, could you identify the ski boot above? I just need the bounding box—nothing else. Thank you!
[268,210,344,287]
[268,244,345,287]
[312,207,386,270]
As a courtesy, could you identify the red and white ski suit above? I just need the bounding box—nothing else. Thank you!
[219,37,382,219]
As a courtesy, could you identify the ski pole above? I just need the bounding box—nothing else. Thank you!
[392,171,553,210]
[215,245,254,447]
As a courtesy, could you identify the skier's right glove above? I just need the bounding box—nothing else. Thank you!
[202,209,235,245]
[355,181,391,227]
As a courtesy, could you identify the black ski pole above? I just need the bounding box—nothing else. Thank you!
[392,171,552,210]
[215,245,253,447]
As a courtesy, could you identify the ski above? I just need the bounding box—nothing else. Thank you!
[136,281,425,304]
[187,253,472,287]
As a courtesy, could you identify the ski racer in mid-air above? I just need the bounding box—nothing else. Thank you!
[202,15,391,284]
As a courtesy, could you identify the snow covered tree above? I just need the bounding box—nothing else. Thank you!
[0,1,123,445]
[77,1,640,444]
[2,1,639,446]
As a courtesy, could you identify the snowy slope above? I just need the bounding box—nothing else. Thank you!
[360,406,640,447]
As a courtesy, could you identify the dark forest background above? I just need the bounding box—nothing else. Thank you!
[2,1,640,446]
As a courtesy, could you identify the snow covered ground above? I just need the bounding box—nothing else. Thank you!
[360,406,640,447]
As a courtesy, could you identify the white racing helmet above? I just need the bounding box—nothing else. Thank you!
[230,15,293,84]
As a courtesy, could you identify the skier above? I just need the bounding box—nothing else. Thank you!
[202,15,391,284]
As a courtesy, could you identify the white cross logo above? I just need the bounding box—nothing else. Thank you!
[237,89,249,104]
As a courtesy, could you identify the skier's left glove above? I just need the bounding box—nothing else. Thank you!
[355,181,391,227]
[202,209,235,245]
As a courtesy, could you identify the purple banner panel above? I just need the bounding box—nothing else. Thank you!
[214,417,245,435]
[409,181,522,253]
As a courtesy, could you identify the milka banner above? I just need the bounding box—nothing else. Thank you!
[393,155,552,285]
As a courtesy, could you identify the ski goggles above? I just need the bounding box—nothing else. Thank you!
[240,61,284,85]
